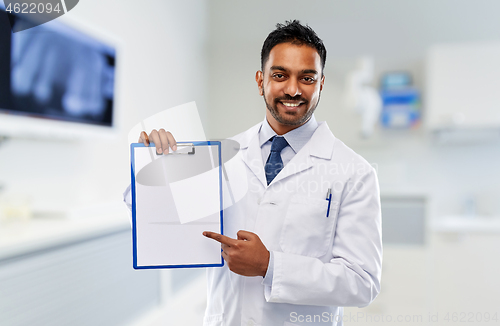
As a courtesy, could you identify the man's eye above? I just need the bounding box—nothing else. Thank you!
[303,77,315,83]
[273,74,285,79]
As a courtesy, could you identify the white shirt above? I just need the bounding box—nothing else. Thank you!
[259,115,319,167]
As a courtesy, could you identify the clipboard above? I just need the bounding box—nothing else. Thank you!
[130,141,223,269]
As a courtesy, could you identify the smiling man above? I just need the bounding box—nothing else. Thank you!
[135,20,382,326]
[257,41,324,134]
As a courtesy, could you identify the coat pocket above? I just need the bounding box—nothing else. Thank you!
[279,195,339,257]
[203,313,223,326]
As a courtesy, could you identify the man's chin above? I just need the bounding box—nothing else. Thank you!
[267,104,309,127]
[276,116,305,126]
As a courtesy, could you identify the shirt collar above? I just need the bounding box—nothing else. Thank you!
[258,115,319,154]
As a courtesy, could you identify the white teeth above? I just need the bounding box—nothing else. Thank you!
[282,102,300,107]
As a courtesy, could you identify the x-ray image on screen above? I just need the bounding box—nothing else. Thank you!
[0,7,115,127]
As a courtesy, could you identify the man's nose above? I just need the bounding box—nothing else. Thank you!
[284,79,301,97]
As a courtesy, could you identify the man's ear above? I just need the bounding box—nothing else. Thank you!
[255,71,264,96]
[320,74,325,92]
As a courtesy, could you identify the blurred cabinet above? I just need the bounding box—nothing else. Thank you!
[426,42,500,140]
[428,233,500,315]
[381,196,426,245]
[0,229,160,326]
[346,233,500,326]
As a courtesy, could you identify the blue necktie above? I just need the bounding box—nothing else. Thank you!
[265,136,289,185]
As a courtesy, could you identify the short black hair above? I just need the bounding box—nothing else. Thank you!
[261,20,327,73]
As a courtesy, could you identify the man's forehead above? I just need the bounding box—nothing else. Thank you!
[265,43,321,72]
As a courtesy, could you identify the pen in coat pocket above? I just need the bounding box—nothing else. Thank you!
[326,188,332,217]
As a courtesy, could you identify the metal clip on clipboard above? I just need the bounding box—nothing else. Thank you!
[172,143,195,155]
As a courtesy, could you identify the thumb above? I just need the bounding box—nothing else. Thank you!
[237,230,256,241]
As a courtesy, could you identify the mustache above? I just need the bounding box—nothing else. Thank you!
[274,95,308,104]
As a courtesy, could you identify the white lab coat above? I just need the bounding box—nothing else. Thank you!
[204,121,382,326]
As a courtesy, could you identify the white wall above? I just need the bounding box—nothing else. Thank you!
[0,0,209,213]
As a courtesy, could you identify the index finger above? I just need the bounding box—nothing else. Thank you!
[165,131,177,151]
[203,231,237,246]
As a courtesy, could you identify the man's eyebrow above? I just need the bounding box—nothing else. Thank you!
[301,69,318,75]
[270,66,288,71]
[269,66,318,75]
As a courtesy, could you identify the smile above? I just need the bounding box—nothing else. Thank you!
[280,102,302,107]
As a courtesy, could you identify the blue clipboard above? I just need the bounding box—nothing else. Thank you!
[130,141,223,269]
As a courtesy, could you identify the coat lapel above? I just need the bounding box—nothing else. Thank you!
[240,123,268,188]
[271,122,335,185]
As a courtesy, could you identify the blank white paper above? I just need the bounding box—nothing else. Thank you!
[133,144,222,268]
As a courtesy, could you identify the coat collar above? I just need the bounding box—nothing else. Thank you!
[237,122,262,150]
[238,121,336,188]
[306,121,335,160]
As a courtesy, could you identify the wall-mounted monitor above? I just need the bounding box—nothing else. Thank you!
[0,3,119,140]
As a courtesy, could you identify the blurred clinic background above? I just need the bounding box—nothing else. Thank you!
[1,0,500,325]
